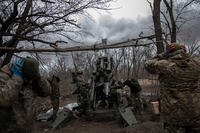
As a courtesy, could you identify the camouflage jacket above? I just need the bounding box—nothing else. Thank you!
[0,63,52,107]
[0,63,53,132]
[0,63,23,107]
[145,50,200,126]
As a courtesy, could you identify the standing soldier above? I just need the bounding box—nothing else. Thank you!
[72,71,91,115]
[49,75,60,121]
[123,78,143,113]
[145,43,200,133]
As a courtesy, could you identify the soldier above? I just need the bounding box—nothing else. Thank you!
[0,57,52,133]
[145,43,200,133]
[109,80,124,108]
[49,75,60,121]
[71,71,91,115]
[123,78,143,113]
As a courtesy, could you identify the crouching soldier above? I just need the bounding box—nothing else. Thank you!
[0,57,52,133]
[123,78,143,113]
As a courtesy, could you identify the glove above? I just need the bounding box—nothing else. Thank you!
[11,59,24,78]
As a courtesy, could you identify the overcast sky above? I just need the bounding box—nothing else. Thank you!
[76,0,154,44]
[90,0,152,21]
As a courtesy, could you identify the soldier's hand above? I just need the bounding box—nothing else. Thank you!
[155,53,163,58]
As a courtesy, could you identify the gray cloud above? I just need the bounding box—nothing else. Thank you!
[79,15,153,44]
[178,17,200,42]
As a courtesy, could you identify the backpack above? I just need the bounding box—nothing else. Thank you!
[123,79,142,94]
[22,57,40,79]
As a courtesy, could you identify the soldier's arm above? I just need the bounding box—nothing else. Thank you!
[0,62,23,107]
[33,77,51,97]
[145,57,171,74]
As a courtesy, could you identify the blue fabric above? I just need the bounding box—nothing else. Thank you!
[11,59,24,78]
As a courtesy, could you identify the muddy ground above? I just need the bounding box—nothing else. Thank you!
[35,95,164,133]
[36,119,163,133]
[34,78,164,133]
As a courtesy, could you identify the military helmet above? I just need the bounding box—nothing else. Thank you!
[22,57,40,79]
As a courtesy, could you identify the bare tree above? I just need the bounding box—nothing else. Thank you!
[148,0,200,54]
[162,0,177,42]
[161,0,200,42]
[148,0,164,54]
[179,27,200,55]
[0,0,113,66]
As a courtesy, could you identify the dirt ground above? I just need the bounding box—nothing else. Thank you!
[36,113,163,133]
[35,79,164,133]
[35,96,164,133]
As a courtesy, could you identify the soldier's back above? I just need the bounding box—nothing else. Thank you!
[160,56,200,126]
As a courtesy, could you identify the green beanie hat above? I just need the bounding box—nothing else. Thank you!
[22,57,40,79]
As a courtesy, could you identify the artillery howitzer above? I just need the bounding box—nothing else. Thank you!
[72,56,137,126]
[37,56,137,129]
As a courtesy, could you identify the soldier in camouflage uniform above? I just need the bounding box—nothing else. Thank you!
[72,72,91,115]
[123,79,143,113]
[145,43,200,133]
[49,75,60,121]
[0,57,52,133]
[109,80,124,108]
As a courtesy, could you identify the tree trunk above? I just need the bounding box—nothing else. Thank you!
[163,0,176,43]
[153,0,164,54]
[171,21,176,42]
[0,0,32,66]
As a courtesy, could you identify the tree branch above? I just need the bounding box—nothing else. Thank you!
[0,35,155,52]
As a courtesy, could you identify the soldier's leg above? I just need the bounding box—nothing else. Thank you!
[51,98,59,121]
[130,95,138,112]
[127,96,133,107]
[135,93,143,113]
[82,97,91,115]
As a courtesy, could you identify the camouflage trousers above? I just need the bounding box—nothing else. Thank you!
[161,89,200,132]
[164,123,200,133]
[51,98,59,121]
[161,90,200,127]
[78,86,91,115]
[127,93,143,113]
[80,97,91,115]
